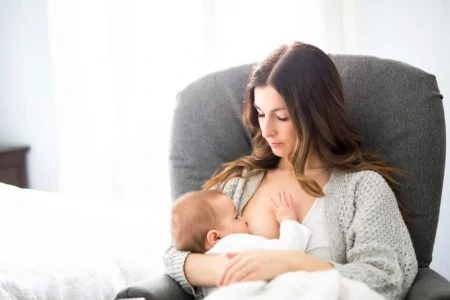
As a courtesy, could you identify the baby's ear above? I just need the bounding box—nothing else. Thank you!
[205,230,221,248]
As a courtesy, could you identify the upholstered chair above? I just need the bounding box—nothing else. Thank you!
[116,55,449,300]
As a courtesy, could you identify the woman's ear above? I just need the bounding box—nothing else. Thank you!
[205,229,221,249]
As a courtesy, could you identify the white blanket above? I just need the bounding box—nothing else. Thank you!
[0,183,170,300]
[204,270,386,300]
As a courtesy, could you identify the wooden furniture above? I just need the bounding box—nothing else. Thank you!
[0,145,30,188]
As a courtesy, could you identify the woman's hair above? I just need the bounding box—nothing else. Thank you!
[171,190,223,253]
[203,41,400,207]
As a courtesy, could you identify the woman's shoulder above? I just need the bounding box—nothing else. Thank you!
[333,168,387,185]
[223,169,264,185]
[330,168,392,197]
[223,170,265,200]
[326,168,398,224]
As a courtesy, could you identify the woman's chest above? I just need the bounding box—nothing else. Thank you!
[241,172,318,239]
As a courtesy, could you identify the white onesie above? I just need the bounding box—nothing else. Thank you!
[200,219,312,297]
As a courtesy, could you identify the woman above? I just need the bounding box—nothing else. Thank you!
[164,41,417,300]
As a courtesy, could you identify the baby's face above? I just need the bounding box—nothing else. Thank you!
[213,195,249,235]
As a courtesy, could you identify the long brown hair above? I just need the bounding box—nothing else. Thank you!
[203,42,399,201]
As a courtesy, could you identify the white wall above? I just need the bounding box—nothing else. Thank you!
[342,0,450,280]
[0,0,58,191]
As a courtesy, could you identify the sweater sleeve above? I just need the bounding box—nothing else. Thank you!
[163,244,197,296]
[162,177,241,297]
[332,171,418,300]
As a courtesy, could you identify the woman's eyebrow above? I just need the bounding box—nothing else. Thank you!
[254,104,287,112]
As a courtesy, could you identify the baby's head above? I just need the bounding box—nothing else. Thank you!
[171,190,248,253]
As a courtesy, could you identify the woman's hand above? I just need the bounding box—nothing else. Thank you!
[217,249,333,287]
[217,249,294,286]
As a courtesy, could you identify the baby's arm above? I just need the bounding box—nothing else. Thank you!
[271,191,312,251]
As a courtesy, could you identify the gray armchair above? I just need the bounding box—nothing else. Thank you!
[116,55,449,300]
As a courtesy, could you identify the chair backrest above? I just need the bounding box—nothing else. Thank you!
[169,55,446,268]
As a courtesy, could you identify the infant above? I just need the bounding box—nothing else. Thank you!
[171,189,311,254]
[171,190,313,298]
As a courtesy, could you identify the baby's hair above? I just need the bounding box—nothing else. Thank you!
[171,190,224,253]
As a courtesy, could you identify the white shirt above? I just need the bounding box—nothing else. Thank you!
[302,197,332,261]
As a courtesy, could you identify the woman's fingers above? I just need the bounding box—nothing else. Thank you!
[234,266,254,283]
[218,253,242,286]
[219,250,298,287]
[219,253,256,286]
[223,264,254,285]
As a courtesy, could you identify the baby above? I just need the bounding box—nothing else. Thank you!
[171,190,311,255]
[171,190,313,298]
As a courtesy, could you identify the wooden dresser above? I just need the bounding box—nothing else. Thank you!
[0,145,30,188]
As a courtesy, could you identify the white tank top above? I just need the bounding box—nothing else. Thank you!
[302,197,332,261]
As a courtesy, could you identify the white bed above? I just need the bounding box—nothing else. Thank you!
[0,182,170,300]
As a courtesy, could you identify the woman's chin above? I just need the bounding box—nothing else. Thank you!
[271,149,288,158]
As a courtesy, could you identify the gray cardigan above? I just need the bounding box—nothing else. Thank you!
[164,169,418,300]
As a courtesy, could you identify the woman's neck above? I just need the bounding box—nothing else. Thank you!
[277,153,328,172]
[277,158,291,171]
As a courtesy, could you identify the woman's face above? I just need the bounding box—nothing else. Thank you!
[254,85,297,158]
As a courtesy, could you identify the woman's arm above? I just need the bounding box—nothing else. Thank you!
[163,245,194,295]
[185,253,227,286]
[163,177,242,294]
[163,245,226,296]
[332,171,418,300]
[218,249,332,286]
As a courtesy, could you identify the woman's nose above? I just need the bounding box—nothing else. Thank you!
[261,118,275,138]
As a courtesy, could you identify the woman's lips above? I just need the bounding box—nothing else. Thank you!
[269,142,282,148]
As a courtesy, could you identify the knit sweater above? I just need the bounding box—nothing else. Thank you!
[164,169,418,300]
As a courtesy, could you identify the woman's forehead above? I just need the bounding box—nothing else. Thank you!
[254,85,286,110]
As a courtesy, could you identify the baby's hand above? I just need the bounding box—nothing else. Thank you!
[270,191,297,223]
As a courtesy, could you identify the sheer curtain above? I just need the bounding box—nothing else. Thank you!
[46,0,343,203]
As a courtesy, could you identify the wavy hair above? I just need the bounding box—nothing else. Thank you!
[203,42,400,210]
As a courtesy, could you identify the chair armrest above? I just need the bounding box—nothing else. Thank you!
[115,275,194,300]
[406,267,450,300]
[116,267,450,300]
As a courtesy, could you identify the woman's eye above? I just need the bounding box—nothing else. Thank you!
[278,117,289,122]
[257,113,264,118]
